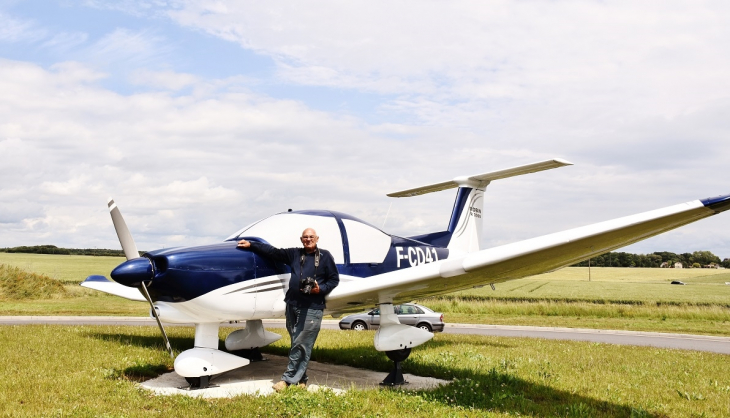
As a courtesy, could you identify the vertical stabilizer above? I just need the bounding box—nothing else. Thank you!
[387,158,572,255]
[446,186,485,255]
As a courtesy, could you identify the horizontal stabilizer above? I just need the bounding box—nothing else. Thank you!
[81,275,146,302]
[387,158,573,197]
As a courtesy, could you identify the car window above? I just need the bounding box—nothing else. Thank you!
[370,308,380,315]
[401,305,417,314]
[412,306,424,314]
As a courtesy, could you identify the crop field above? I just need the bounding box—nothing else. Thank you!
[447,267,730,304]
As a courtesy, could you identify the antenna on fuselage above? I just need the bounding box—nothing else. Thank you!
[382,202,393,229]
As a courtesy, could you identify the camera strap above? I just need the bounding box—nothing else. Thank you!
[300,248,320,279]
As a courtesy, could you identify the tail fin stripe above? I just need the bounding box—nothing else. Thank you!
[447,187,473,232]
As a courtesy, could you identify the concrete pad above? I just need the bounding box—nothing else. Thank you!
[140,354,449,398]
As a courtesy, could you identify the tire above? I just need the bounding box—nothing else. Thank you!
[352,321,368,331]
[417,323,432,332]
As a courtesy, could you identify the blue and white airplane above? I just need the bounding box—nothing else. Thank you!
[82,159,730,387]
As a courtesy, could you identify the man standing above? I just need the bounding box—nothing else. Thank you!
[237,228,339,391]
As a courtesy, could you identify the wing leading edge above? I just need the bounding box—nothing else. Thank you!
[325,194,730,312]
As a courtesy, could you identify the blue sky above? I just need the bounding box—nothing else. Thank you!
[1,0,730,259]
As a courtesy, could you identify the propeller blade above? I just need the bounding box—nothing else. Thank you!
[106,198,170,357]
[108,197,140,260]
[140,281,174,358]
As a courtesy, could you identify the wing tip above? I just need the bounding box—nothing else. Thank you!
[701,194,730,213]
[82,275,111,284]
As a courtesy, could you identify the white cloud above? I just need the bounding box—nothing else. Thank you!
[129,69,198,90]
[41,31,89,53]
[1,1,729,260]
[85,27,171,69]
[0,11,45,42]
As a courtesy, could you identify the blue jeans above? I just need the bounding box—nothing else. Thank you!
[282,304,323,384]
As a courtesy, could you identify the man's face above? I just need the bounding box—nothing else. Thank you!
[300,228,319,252]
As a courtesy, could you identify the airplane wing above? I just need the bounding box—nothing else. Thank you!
[326,194,730,312]
[81,275,146,302]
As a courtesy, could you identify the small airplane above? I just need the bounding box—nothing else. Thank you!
[82,159,730,388]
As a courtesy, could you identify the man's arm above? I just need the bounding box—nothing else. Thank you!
[316,251,340,295]
[237,239,291,264]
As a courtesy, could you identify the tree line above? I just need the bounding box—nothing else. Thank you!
[572,250,730,268]
[0,245,127,257]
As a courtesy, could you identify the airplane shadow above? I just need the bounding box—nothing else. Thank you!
[85,330,657,417]
[309,343,658,417]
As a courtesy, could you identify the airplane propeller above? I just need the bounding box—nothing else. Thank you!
[108,198,174,358]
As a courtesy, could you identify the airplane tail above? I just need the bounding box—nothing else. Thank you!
[388,159,573,256]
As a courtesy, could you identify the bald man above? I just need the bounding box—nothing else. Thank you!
[237,228,339,391]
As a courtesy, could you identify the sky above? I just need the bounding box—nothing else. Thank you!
[1,0,729,259]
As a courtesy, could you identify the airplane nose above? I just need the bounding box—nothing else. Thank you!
[111,257,153,287]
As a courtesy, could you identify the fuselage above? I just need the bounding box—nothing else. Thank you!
[110,210,450,322]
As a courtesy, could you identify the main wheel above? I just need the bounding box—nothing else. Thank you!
[417,323,432,332]
[385,347,412,362]
[352,321,368,331]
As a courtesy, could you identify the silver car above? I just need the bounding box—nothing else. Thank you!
[338,303,445,332]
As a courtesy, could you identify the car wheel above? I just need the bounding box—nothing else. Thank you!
[417,323,432,332]
[352,321,368,331]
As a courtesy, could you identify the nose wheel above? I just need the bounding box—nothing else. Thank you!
[380,347,412,386]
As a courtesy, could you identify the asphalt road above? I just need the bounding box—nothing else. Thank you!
[2,316,729,354]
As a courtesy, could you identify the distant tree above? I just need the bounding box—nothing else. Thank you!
[571,250,725,268]
[0,245,126,257]
[691,250,721,266]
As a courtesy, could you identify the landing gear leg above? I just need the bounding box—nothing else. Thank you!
[185,375,211,389]
[380,347,411,386]
[231,347,265,362]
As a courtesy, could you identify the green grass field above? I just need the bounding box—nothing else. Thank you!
[447,267,730,305]
[417,266,730,336]
[2,254,730,416]
[1,325,728,417]
[0,252,123,284]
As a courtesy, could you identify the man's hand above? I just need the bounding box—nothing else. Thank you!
[237,239,251,248]
[310,280,320,295]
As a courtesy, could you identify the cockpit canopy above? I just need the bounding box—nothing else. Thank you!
[227,210,392,265]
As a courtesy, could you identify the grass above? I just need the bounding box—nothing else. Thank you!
[415,266,730,336]
[1,325,729,417]
[424,299,730,336]
[0,253,124,284]
[2,254,730,416]
[0,264,67,300]
[443,267,730,305]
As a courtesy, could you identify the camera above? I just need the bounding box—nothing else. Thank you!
[299,277,317,294]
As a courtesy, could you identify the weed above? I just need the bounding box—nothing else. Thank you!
[0,264,67,299]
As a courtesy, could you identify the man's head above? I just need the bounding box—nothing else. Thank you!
[300,228,319,253]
